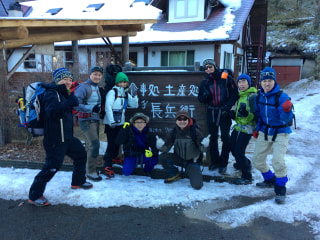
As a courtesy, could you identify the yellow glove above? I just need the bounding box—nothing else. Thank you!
[123,122,130,128]
[145,150,153,158]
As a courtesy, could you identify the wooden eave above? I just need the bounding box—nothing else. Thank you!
[0,18,157,49]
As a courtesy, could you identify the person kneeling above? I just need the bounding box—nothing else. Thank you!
[157,111,210,190]
[116,113,158,176]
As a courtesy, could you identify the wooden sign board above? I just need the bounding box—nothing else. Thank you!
[125,71,208,139]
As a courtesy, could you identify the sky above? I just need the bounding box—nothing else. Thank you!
[1,78,320,236]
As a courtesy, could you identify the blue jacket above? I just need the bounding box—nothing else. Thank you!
[255,83,293,135]
[42,82,74,146]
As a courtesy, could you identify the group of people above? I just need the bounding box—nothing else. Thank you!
[28,59,294,207]
[198,59,293,204]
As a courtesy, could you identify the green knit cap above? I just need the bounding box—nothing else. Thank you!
[115,72,129,84]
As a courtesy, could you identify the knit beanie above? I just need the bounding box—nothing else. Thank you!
[115,72,129,84]
[89,66,103,75]
[237,74,251,87]
[130,113,150,124]
[175,110,190,120]
[53,68,73,83]
[260,67,276,82]
[203,58,217,69]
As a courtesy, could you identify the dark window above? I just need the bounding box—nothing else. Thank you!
[161,50,194,66]
[83,3,104,12]
[24,53,36,69]
[45,8,62,15]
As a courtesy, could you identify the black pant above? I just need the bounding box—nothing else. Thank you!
[29,137,87,201]
[230,129,252,179]
[207,109,231,168]
[103,125,122,167]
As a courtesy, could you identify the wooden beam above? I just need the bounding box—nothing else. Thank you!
[103,24,145,32]
[0,19,157,28]
[7,45,36,80]
[1,31,137,49]
[79,25,103,34]
[0,26,29,40]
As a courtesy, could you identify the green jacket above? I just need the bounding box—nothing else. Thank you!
[234,87,257,134]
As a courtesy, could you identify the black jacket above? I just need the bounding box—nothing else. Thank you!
[116,125,158,157]
[198,70,238,111]
[42,82,75,146]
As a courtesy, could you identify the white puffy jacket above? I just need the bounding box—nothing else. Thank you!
[103,86,138,126]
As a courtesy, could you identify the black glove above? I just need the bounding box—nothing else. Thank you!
[229,110,236,120]
[92,104,101,113]
[238,103,248,117]
[66,92,79,108]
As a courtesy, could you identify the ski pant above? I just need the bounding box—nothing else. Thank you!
[230,129,252,179]
[252,132,289,178]
[103,125,122,168]
[122,155,158,176]
[159,153,203,190]
[79,120,100,174]
[29,137,87,201]
[207,109,232,168]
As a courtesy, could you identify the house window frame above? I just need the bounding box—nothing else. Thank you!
[174,0,198,19]
[223,52,232,69]
[161,50,194,66]
[24,53,36,69]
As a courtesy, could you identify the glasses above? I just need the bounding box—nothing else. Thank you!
[134,121,146,125]
[260,72,275,78]
[204,65,213,70]
[176,117,188,121]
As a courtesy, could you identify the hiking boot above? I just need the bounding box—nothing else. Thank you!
[28,196,50,207]
[71,181,93,190]
[86,173,102,182]
[103,167,115,178]
[164,173,181,184]
[275,195,286,204]
[112,157,124,165]
[219,167,227,175]
[232,178,252,185]
[209,164,219,171]
[256,176,276,188]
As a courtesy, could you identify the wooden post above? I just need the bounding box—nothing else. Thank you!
[122,34,129,66]
[0,42,10,146]
[72,40,80,81]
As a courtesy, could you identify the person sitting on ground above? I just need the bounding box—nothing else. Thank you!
[115,112,158,176]
[229,74,257,185]
[252,67,294,204]
[156,110,210,190]
[28,68,93,207]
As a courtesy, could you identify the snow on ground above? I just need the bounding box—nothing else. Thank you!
[0,79,320,235]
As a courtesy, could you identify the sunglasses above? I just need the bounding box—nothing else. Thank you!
[204,65,213,70]
[260,72,275,78]
[176,117,188,121]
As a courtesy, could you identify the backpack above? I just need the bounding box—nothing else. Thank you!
[104,64,122,92]
[256,90,296,129]
[16,82,60,137]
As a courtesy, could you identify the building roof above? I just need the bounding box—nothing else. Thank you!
[0,0,161,49]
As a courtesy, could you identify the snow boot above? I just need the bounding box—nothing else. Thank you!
[256,176,276,188]
[274,184,286,204]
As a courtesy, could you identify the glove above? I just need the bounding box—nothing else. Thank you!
[229,110,236,120]
[145,150,153,158]
[238,103,249,117]
[282,99,293,112]
[92,104,101,113]
[156,135,165,149]
[201,134,211,148]
[66,92,79,108]
[123,122,130,128]
[252,131,259,138]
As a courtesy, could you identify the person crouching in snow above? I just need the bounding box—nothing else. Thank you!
[115,113,158,176]
[252,67,294,204]
[28,68,93,207]
[229,74,257,185]
[157,110,210,190]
